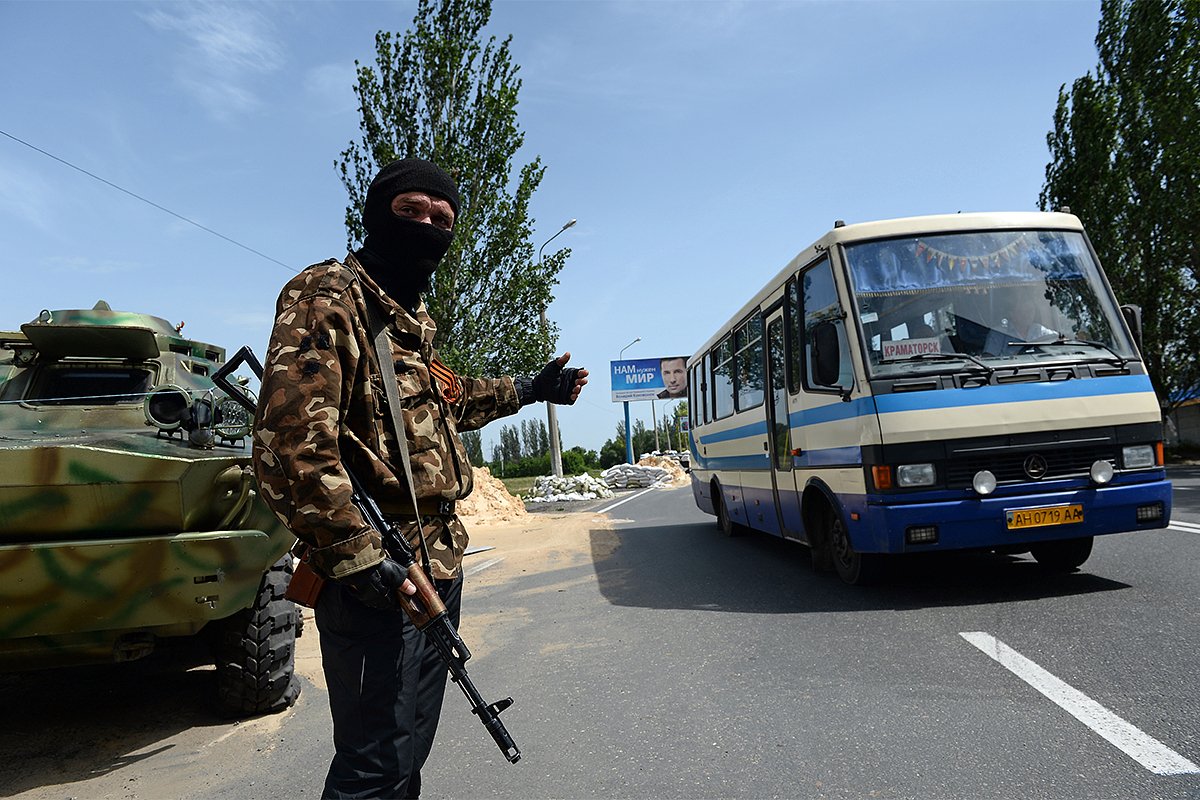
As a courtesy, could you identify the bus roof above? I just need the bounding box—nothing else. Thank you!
[690,210,1085,362]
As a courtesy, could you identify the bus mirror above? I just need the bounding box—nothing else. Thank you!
[1120,304,1143,349]
[812,321,841,386]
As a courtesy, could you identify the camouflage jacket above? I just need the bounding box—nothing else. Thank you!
[252,253,521,580]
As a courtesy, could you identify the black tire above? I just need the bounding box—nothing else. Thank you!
[1030,536,1093,572]
[713,482,741,537]
[211,555,302,717]
[828,507,884,585]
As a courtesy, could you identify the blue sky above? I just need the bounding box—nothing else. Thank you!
[0,0,1103,457]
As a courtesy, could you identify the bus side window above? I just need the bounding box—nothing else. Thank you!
[802,259,853,392]
[734,314,764,410]
[712,337,734,419]
[787,278,802,394]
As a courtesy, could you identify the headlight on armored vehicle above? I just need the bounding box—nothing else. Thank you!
[144,384,193,431]
[896,463,936,487]
[1121,445,1156,469]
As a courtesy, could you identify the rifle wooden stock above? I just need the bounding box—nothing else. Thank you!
[397,562,446,630]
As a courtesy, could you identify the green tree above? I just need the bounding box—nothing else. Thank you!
[561,448,587,476]
[336,0,565,377]
[597,417,657,467]
[519,418,548,457]
[460,429,483,464]
[1040,0,1200,406]
[498,422,522,463]
[664,400,689,452]
[598,437,625,469]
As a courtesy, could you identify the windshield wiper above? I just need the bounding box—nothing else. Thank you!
[1012,338,1128,367]
[892,352,995,377]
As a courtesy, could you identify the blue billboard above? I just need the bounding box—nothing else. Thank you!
[610,356,688,402]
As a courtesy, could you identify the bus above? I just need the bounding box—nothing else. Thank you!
[686,211,1171,584]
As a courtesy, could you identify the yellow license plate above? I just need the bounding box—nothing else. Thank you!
[1005,504,1084,530]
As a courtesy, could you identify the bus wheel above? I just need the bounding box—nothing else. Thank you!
[828,508,883,585]
[713,481,741,537]
[1030,537,1093,572]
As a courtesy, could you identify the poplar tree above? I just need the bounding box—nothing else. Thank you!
[336,0,563,376]
[1040,0,1200,406]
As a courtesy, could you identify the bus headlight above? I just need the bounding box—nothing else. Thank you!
[1122,445,1155,469]
[897,463,935,487]
[1090,460,1114,485]
[973,470,997,496]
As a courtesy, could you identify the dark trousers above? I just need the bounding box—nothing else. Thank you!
[315,574,463,800]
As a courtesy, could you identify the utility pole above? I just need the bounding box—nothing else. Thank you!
[619,337,641,464]
[538,219,577,477]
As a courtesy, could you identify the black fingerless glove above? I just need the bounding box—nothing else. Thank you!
[523,358,582,405]
[514,375,536,407]
[343,558,408,610]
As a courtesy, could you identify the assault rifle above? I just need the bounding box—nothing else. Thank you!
[214,346,521,764]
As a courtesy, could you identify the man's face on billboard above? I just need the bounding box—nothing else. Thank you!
[661,358,687,395]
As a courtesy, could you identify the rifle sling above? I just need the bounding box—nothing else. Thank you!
[362,293,435,578]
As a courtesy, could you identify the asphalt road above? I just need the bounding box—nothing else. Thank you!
[421,475,1200,800]
[3,470,1199,800]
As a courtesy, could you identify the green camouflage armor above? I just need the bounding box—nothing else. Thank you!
[0,302,301,716]
[252,253,520,581]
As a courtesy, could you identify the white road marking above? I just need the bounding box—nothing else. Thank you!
[1168,519,1200,534]
[960,632,1199,775]
[594,482,666,514]
[463,557,503,577]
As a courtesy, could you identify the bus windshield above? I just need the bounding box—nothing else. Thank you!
[843,229,1136,377]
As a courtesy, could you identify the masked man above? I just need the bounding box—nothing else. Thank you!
[252,158,587,799]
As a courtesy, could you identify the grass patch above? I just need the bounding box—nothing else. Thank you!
[497,475,538,497]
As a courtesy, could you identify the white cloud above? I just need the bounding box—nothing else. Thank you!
[143,2,284,120]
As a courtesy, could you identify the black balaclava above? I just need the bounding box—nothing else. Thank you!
[357,158,461,311]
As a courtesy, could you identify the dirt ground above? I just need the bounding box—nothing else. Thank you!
[0,490,610,800]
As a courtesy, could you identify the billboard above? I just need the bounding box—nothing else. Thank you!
[611,355,688,402]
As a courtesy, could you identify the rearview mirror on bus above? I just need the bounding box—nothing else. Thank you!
[812,321,842,387]
[1120,304,1143,350]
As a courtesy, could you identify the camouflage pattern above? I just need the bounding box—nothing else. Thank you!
[0,303,294,669]
[252,253,520,581]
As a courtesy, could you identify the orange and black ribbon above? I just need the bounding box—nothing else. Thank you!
[429,357,463,404]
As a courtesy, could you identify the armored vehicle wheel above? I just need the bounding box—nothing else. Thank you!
[210,555,302,717]
[1030,536,1093,572]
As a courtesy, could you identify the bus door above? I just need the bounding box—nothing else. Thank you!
[764,306,798,537]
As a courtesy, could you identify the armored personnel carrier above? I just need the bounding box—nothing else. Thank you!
[0,301,300,716]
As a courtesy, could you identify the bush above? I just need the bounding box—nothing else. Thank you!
[562,448,586,476]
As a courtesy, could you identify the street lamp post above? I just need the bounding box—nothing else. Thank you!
[539,219,577,478]
[619,336,641,465]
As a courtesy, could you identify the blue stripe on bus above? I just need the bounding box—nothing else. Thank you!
[694,375,1156,456]
[695,453,772,471]
[693,446,861,472]
[700,419,769,443]
[872,373,1154,414]
[795,445,863,467]
[787,397,876,429]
